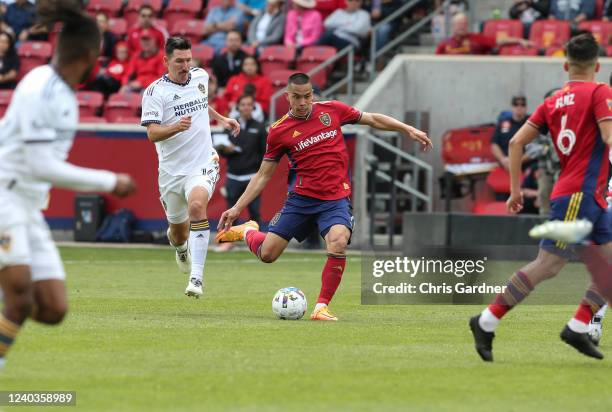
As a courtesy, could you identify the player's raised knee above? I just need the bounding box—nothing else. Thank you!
[188,200,207,220]
[326,232,350,254]
[259,248,280,263]
[37,301,68,325]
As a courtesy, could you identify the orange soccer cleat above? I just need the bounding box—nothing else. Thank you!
[310,305,338,321]
[215,220,259,243]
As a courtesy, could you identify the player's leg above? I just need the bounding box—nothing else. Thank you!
[161,179,191,274]
[0,265,33,369]
[167,221,190,272]
[31,280,67,324]
[470,248,567,362]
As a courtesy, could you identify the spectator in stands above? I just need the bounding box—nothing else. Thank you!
[491,95,530,171]
[366,0,402,51]
[217,94,267,250]
[436,13,531,55]
[316,0,346,19]
[0,31,18,89]
[238,0,267,20]
[89,41,130,97]
[96,12,118,64]
[317,0,371,51]
[208,74,230,125]
[224,55,273,114]
[212,30,247,88]
[202,0,246,54]
[284,0,323,50]
[127,5,166,55]
[509,0,550,35]
[549,0,595,23]
[2,0,34,39]
[228,83,265,122]
[246,0,286,52]
[121,30,165,92]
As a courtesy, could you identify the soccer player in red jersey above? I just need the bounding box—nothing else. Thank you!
[215,72,432,321]
[470,33,612,361]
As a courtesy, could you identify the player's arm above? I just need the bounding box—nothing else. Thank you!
[506,123,540,213]
[599,119,612,147]
[358,112,433,151]
[217,160,278,231]
[209,105,240,136]
[145,117,191,143]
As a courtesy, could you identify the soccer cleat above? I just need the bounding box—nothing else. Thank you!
[215,220,259,243]
[560,325,604,360]
[529,219,593,244]
[469,315,495,362]
[310,305,338,321]
[185,277,203,299]
[588,316,603,346]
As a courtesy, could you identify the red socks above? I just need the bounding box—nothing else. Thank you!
[245,230,266,258]
[488,271,534,319]
[317,254,346,305]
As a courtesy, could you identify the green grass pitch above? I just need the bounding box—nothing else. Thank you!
[1,247,612,411]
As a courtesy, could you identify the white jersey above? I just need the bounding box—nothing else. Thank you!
[141,67,214,176]
[0,65,78,209]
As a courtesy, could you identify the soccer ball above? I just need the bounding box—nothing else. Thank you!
[272,287,307,320]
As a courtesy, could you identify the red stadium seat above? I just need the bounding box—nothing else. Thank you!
[595,0,605,19]
[86,0,123,17]
[191,44,215,67]
[607,45,612,57]
[104,92,142,122]
[114,116,142,124]
[76,91,105,117]
[79,116,108,123]
[17,41,53,80]
[473,201,509,215]
[578,21,612,45]
[268,69,300,90]
[219,45,256,56]
[164,0,202,31]
[441,126,496,165]
[483,19,524,43]
[108,18,128,38]
[259,45,296,74]
[529,20,570,49]
[0,90,13,118]
[545,45,565,57]
[170,19,206,44]
[498,44,538,56]
[206,0,225,10]
[124,0,163,28]
[485,166,511,194]
[296,46,336,88]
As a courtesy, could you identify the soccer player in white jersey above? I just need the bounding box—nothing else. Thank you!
[0,0,136,369]
[141,37,239,298]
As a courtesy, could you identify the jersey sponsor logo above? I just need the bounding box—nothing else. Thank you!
[292,130,301,138]
[501,120,511,133]
[173,98,208,117]
[270,212,281,226]
[198,83,207,95]
[143,110,159,118]
[555,93,575,109]
[173,94,181,101]
[293,129,338,152]
[319,112,331,127]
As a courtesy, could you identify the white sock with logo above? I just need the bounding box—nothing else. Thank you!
[189,220,210,282]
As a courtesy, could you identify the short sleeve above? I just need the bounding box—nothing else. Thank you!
[491,124,502,145]
[263,128,285,162]
[331,100,362,125]
[527,102,548,134]
[593,84,612,123]
[18,92,57,143]
[141,85,163,126]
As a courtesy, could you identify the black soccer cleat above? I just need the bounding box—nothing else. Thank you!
[560,325,604,360]
[469,315,495,362]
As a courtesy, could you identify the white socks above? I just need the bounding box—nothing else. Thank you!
[595,304,608,319]
[189,220,210,282]
[479,308,500,332]
[567,318,590,333]
[314,303,327,312]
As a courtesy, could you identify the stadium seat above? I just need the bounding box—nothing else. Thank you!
[578,21,612,45]
[170,19,206,44]
[219,45,256,56]
[86,0,123,17]
[545,45,565,57]
[206,0,225,10]
[259,45,296,74]
[498,44,538,56]
[296,46,336,88]
[0,90,13,118]
[17,41,53,80]
[441,126,496,165]
[79,116,108,123]
[124,0,163,28]
[104,92,142,122]
[164,0,203,31]
[472,201,509,215]
[483,19,524,43]
[77,91,105,117]
[108,18,128,38]
[595,0,605,19]
[114,116,142,124]
[607,45,612,57]
[268,69,300,90]
[529,20,570,49]
[485,166,511,194]
[191,44,215,67]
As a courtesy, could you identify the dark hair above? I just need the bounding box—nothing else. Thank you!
[566,33,599,67]
[37,0,101,64]
[241,55,260,74]
[237,94,255,105]
[0,31,17,58]
[288,72,310,86]
[165,36,191,56]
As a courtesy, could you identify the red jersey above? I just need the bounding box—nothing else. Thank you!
[264,101,362,200]
[528,81,612,208]
[435,33,496,55]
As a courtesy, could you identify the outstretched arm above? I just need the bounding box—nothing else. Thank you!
[358,112,433,151]
[209,105,240,136]
[217,160,278,231]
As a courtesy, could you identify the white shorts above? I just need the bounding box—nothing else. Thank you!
[0,192,65,282]
[158,159,220,224]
